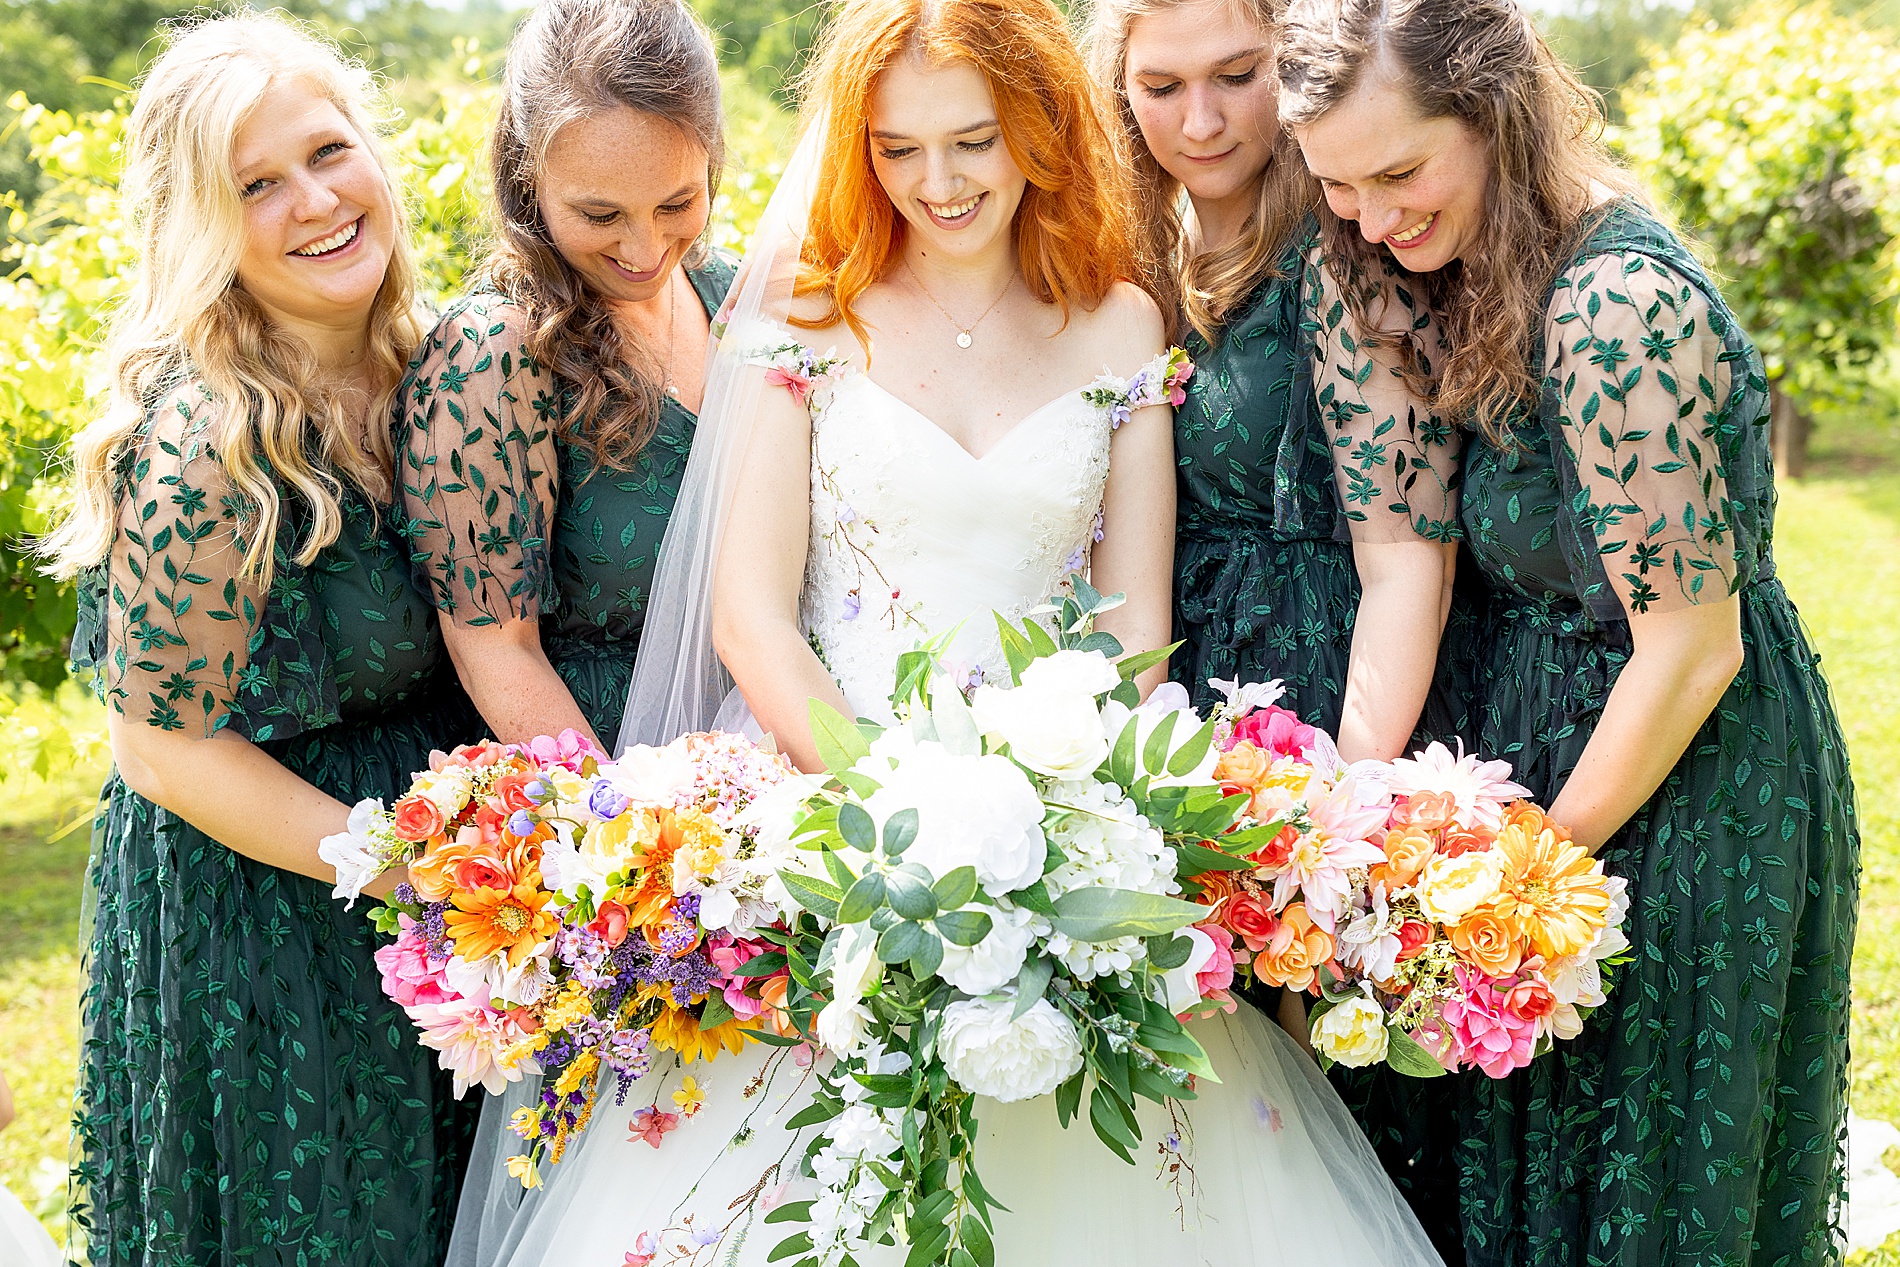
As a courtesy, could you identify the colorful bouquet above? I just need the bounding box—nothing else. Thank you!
[1190,693,1630,1079]
[318,727,798,1187]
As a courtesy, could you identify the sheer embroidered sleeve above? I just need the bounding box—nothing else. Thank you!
[99,384,275,739]
[399,295,560,627]
[1546,251,1739,616]
[1304,249,1459,545]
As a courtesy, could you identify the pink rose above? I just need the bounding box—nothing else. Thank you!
[392,794,446,843]
[1192,923,1238,1014]
[374,916,455,1007]
[588,900,631,949]
[1441,964,1538,1078]
[1231,706,1317,760]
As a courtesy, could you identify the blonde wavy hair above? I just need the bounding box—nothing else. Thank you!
[44,9,423,586]
[1086,0,1316,343]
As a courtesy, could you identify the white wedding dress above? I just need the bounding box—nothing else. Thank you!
[446,336,1446,1267]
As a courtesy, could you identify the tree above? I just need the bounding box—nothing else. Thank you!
[1619,2,1900,475]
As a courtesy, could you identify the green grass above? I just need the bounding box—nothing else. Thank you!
[0,421,1896,1253]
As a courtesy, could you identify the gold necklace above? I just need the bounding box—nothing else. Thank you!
[905,260,1011,350]
[662,274,681,400]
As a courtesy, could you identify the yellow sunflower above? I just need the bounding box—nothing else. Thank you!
[651,1003,753,1063]
[446,875,558,966]
[1490,821,1612,959]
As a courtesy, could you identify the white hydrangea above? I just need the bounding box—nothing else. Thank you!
[1036,779,1179,979]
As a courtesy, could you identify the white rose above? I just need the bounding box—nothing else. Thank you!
[1154,925,1218,1014]
[1311,996,1391,1068]
[970,651,1119,779]
[1414,849,1507,925]
[937,904,1038,996]
[861,741,1046,896]
[411,769,472,818]
[318,797,386,908]
[603,738,696,805]
[938,995,1084,1103]
[815,1000,875,1058]
[1099,682,1215,789]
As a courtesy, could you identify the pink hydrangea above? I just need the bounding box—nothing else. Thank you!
[374,916,455,1007]
[1441,964,1538,1078]
[1231,705,1318,761]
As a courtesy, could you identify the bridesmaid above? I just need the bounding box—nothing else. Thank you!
[400,0,731,749]
[1278,0,1860,1262]
[43,14,479,1264]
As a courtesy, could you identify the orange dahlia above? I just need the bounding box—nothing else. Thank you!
[1490,820,1611,959]
[446,876,559,966]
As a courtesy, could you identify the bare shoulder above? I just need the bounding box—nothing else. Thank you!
[1074,281,1166,375]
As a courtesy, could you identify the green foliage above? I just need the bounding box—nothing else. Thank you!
[1618,3,1900,414]
[694,0,828,101]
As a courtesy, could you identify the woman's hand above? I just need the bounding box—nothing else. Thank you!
[1336,539,1455,762]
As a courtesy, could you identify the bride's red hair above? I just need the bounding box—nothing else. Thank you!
[792,0,1135,347]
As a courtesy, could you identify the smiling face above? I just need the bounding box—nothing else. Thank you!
[1123,0,1277,224]
[1293,58,1490,272]
[868,55,1029,264]
[538,105,712,304]
[232,77,396,330]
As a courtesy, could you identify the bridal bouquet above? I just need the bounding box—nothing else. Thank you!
[1191,698,1631,1079]
[319,727,798,1187]
[756,582,1279,1266]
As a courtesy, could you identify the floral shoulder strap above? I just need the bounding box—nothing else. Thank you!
[1081,347,1195,428]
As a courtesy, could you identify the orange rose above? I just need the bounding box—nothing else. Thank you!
[1439,824,1498,857]
[1500,800,1571,844]
[391,794,446,844]
[1502,975,1556,1022]
[1395,920,1432,961]
[1226,891,1280,953]
[1371,826,1436,890]
[411,833,541,903]
[1393,789,1457,832]
[493,772,539,814]
[1253,902,1335,993]
[1449,906,1525,977]
[1214,742,1272,794]
[1191,868,1239,915]
[1248,823,1299,870]
[588,899,631,948]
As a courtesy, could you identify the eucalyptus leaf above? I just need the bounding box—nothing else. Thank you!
[838,801,877,852]
[1049,887,1207,942]
[908,931,944,978]
[881,807,919,856]
[934,909,993,947]
[778,871,842,921]
[877,919,931,964]
[931,865,979,911]
[1010,954,1055,1019]
[884,871,938,921]
[1384,1025,1451,1079]
[837,872,888,924]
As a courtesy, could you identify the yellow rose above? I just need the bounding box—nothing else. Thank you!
[1415,849,1506,925]
[1311,996,1391,1068]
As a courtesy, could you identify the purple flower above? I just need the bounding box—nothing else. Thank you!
[842,590,862,621]
[588,779,630,820]
[524,779,550,805]
[508,809,535,837]
[1092,510,1106,544]
[837,502,857,525]
[1064,547,1086,574]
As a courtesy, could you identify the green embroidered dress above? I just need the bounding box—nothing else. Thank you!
[1172,224,1468,734]
[399,257,735,742]
[70,382,483,1265]
[1451,203,1858,1264]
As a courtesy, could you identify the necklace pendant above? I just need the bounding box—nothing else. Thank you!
[956,330,973,349]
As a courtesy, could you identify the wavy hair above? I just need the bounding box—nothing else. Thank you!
[44,10,421,586]
[1086,0,1316,343]
[793,0,1137,348]
[1276,0,1635,440]
[489,0,724,468]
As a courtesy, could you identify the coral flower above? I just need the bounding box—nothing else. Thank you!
[1391,790,1456,833]
[413,834,541,903]
[1214,742,1272,794]
[628,1106,680,1149]
[1225,890,1279,953]
[1449,906,1525,977]
[1253,902,1336,993]
[447,877,559,967]
[392,794,447,843]
[1490,821,1612,960]
[1371,825,1436,890]
[651,1004,752,1063]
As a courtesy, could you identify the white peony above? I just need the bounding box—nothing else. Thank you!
[970,650,1120,779]
[937,904,1039,996]
[1311,996,1391,1068]
[319,797,386,908]
[938,996,1084,1102]
[602,738,696,806]
[1153,925,1218,1014]
[816,1000,875,1060]
[411,768,474,818]
[1098,681,1217,789]
[1414,849,1507,925]
[860,738,1046,896]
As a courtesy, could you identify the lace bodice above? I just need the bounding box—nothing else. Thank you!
[744,330,1188,722]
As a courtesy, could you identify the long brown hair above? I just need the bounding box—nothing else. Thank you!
[44,10,422,585]
[1086,0,1316,343]
[1276,0,1635,440]
[792,0,1137,351]
[489,0,724,468]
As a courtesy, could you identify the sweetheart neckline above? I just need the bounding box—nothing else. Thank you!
[843,372,1096,463]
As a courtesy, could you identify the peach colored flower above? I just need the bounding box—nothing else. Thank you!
[1226,890,1279,953]
[1214,742,1272,794]
[1371,825,1436,890]
[1395,919,1433,961]
[412,834,540,903]
[1439,823,1499,857]
[1392,789,1457,833]
[588,899,631,948]
[1253,902,1335,993]
[1449,906,1525,977]
[392,794,446,844]
[493,772,539,814]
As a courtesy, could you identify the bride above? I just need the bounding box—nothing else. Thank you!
[450,0,1445,1263]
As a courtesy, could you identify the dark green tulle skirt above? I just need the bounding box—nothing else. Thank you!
[1352,578,1858,1267]
[71,685,484,1267]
